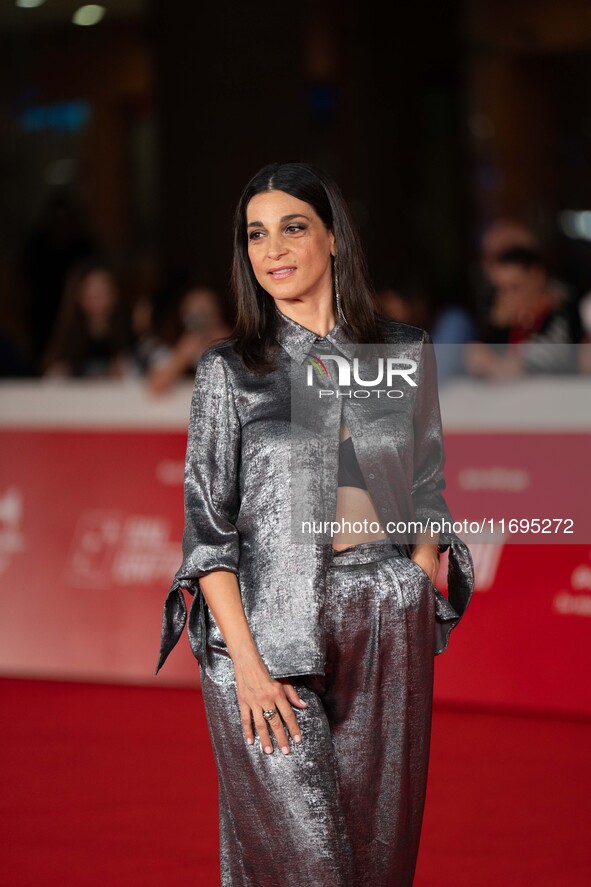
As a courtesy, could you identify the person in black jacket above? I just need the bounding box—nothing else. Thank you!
[466,246,581,378]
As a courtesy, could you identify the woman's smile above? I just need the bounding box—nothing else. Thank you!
[268,265,297,281]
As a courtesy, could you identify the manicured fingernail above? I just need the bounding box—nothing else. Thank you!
[265,745,273,754]
[294,734,302,743]
[300,699,308,706]
[246,737,253,745]
[281,746,289,755]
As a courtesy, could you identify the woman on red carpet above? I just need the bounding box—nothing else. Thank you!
[156,161,474,886]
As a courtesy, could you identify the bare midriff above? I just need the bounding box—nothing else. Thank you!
[331,421,389,552]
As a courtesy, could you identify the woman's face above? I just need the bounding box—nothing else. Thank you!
[78,271,116,321]
[246,190,336,306]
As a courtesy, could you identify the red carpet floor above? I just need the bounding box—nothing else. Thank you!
[1,677,589,887]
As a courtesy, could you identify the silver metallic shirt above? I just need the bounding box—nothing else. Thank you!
[155,309,474,678]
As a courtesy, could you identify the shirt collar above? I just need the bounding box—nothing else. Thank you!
[274,306,359,364]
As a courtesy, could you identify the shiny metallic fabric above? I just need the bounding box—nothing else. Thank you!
[200,540,436,886]
[155,308,474,680]
[155,307,475,886]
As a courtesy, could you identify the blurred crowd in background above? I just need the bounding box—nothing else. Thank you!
[1,186,589,391]
[3,2,591,392]
[375,218,591,383]
[0,189,235,393]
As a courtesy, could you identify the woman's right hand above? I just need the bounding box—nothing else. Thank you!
[197,570,308,755]
[232,650,308,755]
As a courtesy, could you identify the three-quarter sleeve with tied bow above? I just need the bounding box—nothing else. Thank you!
[411,329,474,655]
[155,348,242,675]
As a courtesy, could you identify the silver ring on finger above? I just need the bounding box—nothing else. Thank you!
[262,708,279,721]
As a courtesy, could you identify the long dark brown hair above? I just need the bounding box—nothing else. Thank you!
[230,161,385,374]
[42,257,129,375]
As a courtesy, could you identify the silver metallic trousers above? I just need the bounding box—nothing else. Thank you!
[198,540,436,887]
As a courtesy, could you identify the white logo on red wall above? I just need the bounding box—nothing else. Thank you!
[458,468,530,491]
[65,510,181,588]
[0,487,25,575]
[553,552,591,617]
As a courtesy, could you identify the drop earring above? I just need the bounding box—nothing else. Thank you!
[334,265,350,326]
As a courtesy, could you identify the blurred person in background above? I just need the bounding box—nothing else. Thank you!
[126,294,173,378]
[22,188,96,373]
[429,296,478,385]
[479,218,541,288]
[146,283,232,394]
[42,257,129,378]
[465,246,581,379]
[373,279,431,329]
[471,218,541,332]
[375,280,477,384]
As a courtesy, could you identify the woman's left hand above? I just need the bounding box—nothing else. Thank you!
[411,556,439,584]
[411,543,440,584]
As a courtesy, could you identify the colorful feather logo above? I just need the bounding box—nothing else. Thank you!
[304,352,330,377]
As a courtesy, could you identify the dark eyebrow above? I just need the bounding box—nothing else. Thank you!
[247,213,310,228]
[281,213,310,222]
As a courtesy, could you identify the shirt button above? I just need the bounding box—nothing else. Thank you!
[369,473,375,479]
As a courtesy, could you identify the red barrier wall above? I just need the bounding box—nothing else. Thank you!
[0,380,589,715]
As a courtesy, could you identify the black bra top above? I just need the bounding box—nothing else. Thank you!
[337,436,367,490]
